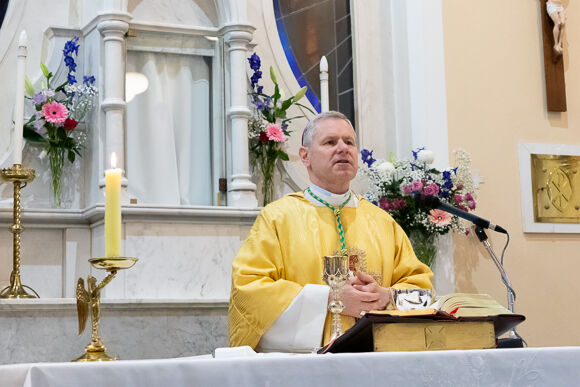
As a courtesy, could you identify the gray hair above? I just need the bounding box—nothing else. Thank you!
[301,111,354,147]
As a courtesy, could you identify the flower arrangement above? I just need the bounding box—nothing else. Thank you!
[360,147,477,266]
[22,37,97,207]
[247,53,312,206]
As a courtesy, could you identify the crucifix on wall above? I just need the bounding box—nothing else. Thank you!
[540,0,567,112]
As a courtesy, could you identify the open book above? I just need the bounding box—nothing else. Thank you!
[431,293,512,317]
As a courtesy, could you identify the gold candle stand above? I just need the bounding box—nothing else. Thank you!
[0,164,38,298]
[74,256,138,362]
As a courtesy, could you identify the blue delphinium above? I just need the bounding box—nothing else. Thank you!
[361,149,376,168]
[63,37,80,56]
[248,53,263,92]
[63,37,80,85]
[83,75,95,86]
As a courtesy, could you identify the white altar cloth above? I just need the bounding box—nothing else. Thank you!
[1,347,579,387]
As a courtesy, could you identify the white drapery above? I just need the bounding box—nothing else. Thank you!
[126,51,212,206]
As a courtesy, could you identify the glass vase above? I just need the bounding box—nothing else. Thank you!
[46,146,77,209]
[408,230,437,267]
[260,156,276,207]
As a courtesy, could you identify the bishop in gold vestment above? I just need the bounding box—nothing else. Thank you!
[229,111,433,349]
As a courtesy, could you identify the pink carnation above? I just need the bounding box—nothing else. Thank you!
[42,101,69,124]
[468,200,476,210]
[392,198,407,210]
[403,185,412,194]
[464,192,473,201]
[428,209,452,226]
[266,123,286,142]
[379,197,390,211]
[454,194,463,203]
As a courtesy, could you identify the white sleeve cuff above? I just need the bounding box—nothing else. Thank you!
[256,284,329,353]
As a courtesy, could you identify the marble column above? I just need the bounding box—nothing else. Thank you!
[97,12,132,198]
[223,24,258,208]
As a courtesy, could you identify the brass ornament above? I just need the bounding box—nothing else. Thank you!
[531,154,580,223]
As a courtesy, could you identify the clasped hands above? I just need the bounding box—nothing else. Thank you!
[331,271,393,318]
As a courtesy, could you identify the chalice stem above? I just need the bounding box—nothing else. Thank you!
[330,288,343,339]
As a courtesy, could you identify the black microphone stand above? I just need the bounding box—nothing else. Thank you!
[474,226,524,347]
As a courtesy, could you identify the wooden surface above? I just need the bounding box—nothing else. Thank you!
[540,0,567,111]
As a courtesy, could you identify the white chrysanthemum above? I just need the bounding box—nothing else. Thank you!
[375,161,395,176]
[417,149,435,164]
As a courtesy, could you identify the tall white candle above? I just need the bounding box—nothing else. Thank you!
[320,56,329,113]
[105,152,122,257]
[13,30,27,165]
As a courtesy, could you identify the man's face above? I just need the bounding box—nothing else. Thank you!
[299,118,358,194]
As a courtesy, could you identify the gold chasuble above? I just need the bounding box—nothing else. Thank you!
[229,192,433,349]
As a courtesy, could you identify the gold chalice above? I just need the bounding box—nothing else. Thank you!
[322,255,350,341]
[73,257,137,362]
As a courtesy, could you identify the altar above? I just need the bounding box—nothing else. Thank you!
[2,347,579,387]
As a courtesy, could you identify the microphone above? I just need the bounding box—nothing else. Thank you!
[423,196,507,234]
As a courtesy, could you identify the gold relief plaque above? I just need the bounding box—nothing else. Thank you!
[531,154,580,223]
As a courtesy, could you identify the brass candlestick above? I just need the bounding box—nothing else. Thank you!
[73,256,138,362]
[0,164,38,299]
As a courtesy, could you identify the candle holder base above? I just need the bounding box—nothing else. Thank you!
[74,345,118,362]
[0,283,39,299]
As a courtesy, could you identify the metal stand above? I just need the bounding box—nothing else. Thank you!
[474,226,524,346]
[0,164,38,298]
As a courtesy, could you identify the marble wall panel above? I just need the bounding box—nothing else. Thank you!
[111,222,251,300]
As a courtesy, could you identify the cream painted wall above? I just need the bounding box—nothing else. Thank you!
[443,0,580,347]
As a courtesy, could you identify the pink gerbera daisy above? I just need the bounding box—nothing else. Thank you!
[265,123,286,142]
[428,209,452,226]
[42,102,69,124]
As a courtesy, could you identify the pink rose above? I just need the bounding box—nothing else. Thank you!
[468,200,476,210]
[411,181,423,192]
[454,194,463,203]
[429,184,439,195]
[403,185,412,194]
[424,184,439,196]
[464,192,473,201]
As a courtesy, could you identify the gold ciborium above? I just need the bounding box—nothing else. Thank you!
[73,257,137,362]
[322,255,350,341]
[0,164,37,298]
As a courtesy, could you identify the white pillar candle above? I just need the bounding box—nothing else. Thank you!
[320,56,329,113]
[105,152,122,257]
[13,30,27,165]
